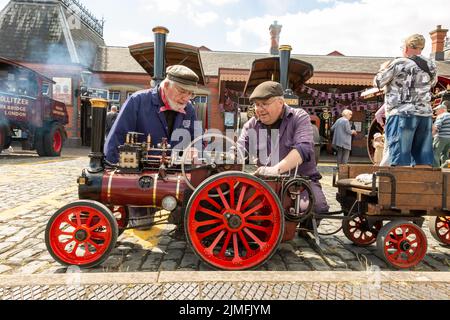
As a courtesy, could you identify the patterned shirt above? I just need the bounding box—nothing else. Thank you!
[434,112,450,138]
[374,55,437,117]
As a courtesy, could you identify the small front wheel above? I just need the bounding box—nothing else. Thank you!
[45,200,118,268]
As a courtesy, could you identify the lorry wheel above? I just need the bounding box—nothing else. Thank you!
[0,124,10,153]
[185,171,284,270]
[376,220,427,269]
[45,200,118,268]
[44,124,64,156]
[35,129,47,156]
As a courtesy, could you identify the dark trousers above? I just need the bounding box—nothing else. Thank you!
[336,146,350,164]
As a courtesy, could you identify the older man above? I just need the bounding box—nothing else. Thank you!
[331,109,357,165]
[374,34,437,167]
[432,101,450,167]
[104,65,199,229]
[238,81,329,217]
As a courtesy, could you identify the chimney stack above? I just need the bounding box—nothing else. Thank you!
[152,26,170,85]
[430,25,448,61]
[270,21,282,55]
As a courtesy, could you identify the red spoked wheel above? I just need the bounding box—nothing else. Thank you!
[52,129,62,154]
[376,220,427,269]
[109,206,129,236]
[429,216,450,245]
[45,200,118,268]
[342,216,383,246]
[185,171,284,270]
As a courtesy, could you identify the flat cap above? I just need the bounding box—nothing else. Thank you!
[166,65,199,92]
[249,81,284,102]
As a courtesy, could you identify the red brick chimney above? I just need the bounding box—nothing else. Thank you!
[270,21,282,55]
[430,25,448,61]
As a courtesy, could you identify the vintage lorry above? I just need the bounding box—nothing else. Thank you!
[0,56,68,156]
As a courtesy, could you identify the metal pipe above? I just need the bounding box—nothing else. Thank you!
[279,45,292,92]
[152,26,170,85]
[88,98,108,173]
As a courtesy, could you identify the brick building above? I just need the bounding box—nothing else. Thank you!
[1,0,450,155]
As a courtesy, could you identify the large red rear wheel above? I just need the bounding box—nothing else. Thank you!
[376,220,427,269]
[342,216,382,246]
[429,216,450,245]
[45,200,118,268]
[185,171,284,270]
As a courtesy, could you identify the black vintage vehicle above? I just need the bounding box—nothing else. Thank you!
[0,57,68,156]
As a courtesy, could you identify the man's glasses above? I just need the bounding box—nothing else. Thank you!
[174,85,195,99]
[254,97,278,109]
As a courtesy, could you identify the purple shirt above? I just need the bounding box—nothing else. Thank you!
[238,105,322,182]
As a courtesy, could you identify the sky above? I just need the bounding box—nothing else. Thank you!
[0,0,449,57]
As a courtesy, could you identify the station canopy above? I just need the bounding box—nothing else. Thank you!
[244,57,314,96]
[129,42,206,86]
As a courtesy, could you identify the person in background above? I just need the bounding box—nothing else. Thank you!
[432,101,450,167]
[331,109,357,165]
[311,120,321,164]
[105,105,118,138]
[374,33,437,167]
[372,132,385,166]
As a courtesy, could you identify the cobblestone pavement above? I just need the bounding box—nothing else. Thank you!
[0,149,448,277]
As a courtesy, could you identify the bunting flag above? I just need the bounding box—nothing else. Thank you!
[299,84,364,102]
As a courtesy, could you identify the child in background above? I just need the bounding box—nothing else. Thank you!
[373,132,384,166]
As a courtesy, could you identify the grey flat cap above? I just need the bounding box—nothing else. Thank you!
[166,65,199,92]
[249,81,284,102]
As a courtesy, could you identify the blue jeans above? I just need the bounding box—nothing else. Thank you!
[385,115,433,166]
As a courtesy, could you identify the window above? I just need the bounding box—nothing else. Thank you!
[193,95,208,104]
[108,91,121,103]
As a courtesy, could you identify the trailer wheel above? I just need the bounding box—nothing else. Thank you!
[45,200,118,268]
[428,216,450,246]
[342,216,382,246]
[44,123,64,156]
[185,171,284,270]
[376,220,427,269]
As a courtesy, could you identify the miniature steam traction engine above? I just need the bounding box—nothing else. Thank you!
[44,98,316,270]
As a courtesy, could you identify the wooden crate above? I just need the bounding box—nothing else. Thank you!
[377,167,449,214]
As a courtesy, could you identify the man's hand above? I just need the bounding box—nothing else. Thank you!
[255,166,280,176]
[351,130,357,136]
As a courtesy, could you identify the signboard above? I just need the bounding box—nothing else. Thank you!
[224,112,235,127]
[354,121,362,132]
[0,94,31,121]
[87,88,109,99]
[53,77,72,105]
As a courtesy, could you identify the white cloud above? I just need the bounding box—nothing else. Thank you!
[141,0,236,27]
[226,0,450,57]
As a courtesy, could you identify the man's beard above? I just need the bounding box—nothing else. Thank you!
[167,96,187,112]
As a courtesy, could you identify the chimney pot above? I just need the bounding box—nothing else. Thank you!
[270,21,282,55]
[430,25,448,61]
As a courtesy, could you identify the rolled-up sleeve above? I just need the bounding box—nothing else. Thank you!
[290,112,314,163]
